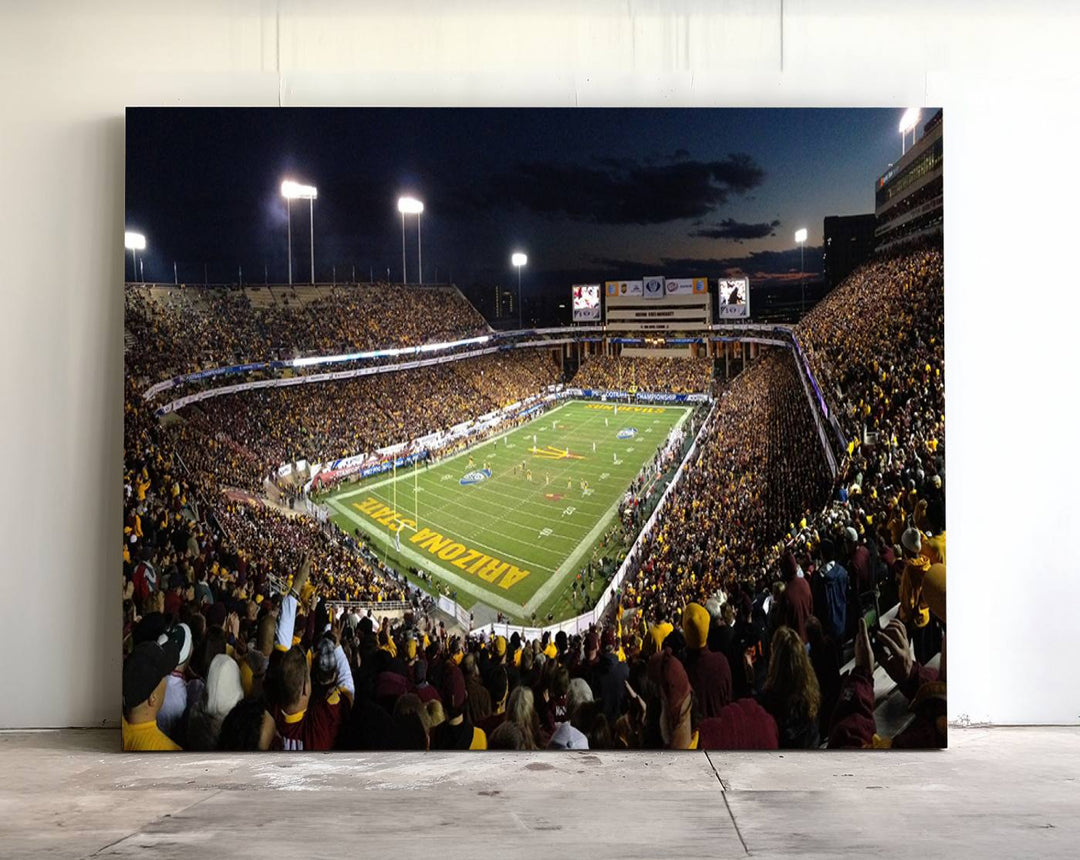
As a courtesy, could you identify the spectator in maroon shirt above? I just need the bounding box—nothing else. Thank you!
[779,551,813,643]
[844,526,873,593]
[681,603,732,718]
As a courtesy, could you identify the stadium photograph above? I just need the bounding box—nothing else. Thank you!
[123,107,944,753]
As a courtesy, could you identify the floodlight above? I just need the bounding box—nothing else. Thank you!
[794,228,807,244]
[281,180,317,200]
[125,231,146,251]
[512,252,527,267]
[898,108,922,135]
[397,197,425,283]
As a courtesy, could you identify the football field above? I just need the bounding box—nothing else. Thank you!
[322,399,692,623]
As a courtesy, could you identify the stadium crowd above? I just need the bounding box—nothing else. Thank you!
[125,282,489,382]
[124,550,941,752]
[617,350,833,628]
[573,354,713,394]
[175,351,559,492]
[124,369,409,648]
[124,236,945,751]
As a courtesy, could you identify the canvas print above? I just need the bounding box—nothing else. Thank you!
[123,108,944,751]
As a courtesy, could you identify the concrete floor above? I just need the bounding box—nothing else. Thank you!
[2,728,1077,859]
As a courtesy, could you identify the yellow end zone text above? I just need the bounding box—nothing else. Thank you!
[585,403,667,414]
[352,497,530,591]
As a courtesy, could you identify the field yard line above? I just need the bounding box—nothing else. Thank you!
[350,400,635,555]
[325,496,528,617]
[387,483,583,547]
[359,460,596,552]
[327,400,693,621]
[404,475,601,524]
[521,492,625,614]
[333,399,577,501]
[522,404,693,615]
[354,463,597,572]
[348,488,562,571]
[366,482,582,557]
[415,478,611,520]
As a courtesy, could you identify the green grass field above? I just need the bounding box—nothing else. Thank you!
[321,399,692,624]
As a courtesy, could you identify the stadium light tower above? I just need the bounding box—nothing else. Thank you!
[397,197,424,284]
[511,252,527,329]
[899,108,921,155]
[125,231,146,282]
[794,228,808,317]
[282,180,318,284]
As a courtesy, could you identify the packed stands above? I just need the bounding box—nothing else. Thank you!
[573,354,713,394]
[175,351,560,491]
[124,282,489,382]
[124,238,945,753]
[617,350,833,625]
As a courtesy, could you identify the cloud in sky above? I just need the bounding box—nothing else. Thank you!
[691,218,781,242]
[592,245,823,281]
[484,153,766,225]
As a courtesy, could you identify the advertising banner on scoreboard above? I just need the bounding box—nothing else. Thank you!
[717,277,750,318]
[692,277,708,294]
[643,275,665,300]
[605,280,643,297]
[665,278,694,296]
[572,284,601,321]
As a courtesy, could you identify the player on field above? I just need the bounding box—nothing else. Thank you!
[592,441,596,453]
[526,469,532,482]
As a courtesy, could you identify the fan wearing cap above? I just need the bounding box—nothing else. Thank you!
[648,650,696,749]
[843,526,873,593]
[898,527,932,628]
[681,603,733,719]
[589,626,629,725]
[480,636,511,717]
[269,631,354,752]
[155,622,193,743]
[122,639,183,751]
[430,660,487,750]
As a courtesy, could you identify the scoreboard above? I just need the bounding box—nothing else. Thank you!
[603,276,714,330]
[715,278,749,318]
[572,284,601,321]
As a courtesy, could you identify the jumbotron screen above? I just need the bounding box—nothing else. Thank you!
[717,277,750,318]
[572,284,601,321]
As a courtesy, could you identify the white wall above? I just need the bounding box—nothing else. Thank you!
[1,0,1077,728]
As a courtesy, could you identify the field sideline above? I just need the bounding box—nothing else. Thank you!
[322,399,691,623]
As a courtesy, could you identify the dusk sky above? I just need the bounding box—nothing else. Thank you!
[126,108,930,305]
